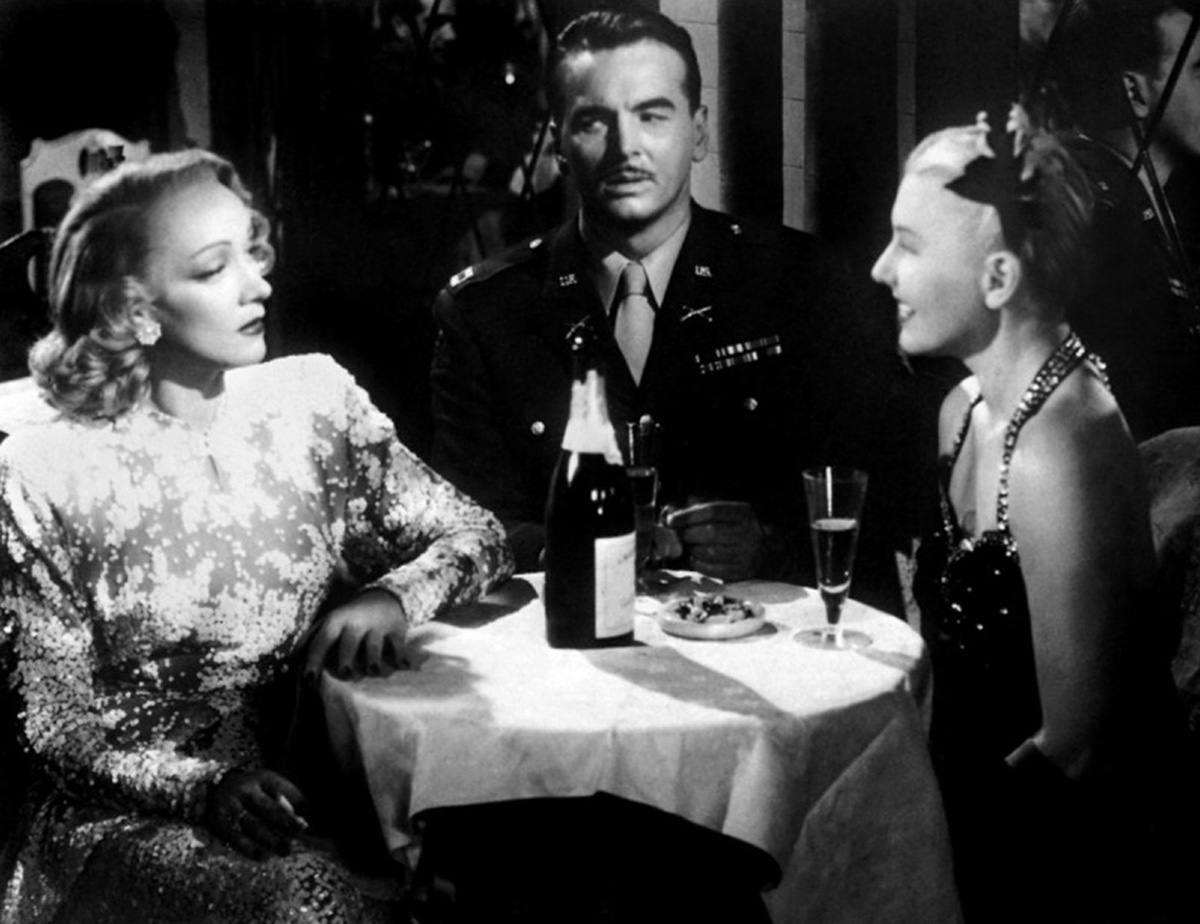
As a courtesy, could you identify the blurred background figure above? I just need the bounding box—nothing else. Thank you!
[1032,0,1200,441]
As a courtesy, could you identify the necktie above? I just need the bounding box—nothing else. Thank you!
[612,260,655,385]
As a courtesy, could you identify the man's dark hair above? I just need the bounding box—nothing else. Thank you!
[547,7,702,122]
[1094,1,1182,76]
[1052,1,1192,131]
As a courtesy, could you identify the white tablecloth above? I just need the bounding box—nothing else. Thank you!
[322,575,962,923]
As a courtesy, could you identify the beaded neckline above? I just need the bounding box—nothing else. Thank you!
[943,331,1100,536]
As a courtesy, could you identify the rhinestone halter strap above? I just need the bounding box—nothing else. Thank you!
[994,332,1096,530]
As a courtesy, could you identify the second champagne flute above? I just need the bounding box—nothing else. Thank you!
[626,415,660,590]
[797,466,871,650]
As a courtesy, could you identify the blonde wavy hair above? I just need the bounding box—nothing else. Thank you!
[29,149,273,421]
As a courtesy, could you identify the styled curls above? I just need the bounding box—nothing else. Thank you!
[29,149,271,421]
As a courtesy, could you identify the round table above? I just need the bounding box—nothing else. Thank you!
[322,574,962,923]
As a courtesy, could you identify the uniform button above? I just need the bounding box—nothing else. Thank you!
[743,397,759,411]
[530,421,546,436]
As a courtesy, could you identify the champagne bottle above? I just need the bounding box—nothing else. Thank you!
[543,325,636,648]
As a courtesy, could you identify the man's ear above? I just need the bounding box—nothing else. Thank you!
[1122,69,1156,121]
[982,250,1021,310]
[691,104,709,163]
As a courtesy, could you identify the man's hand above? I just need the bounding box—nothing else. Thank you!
[206,769,309,860]
[664,500,764,582]
[304,588,409,682]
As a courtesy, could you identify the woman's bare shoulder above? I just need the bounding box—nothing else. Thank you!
[937,376,980,453]
[1021,368,1137,475]
[1010,367,1148,543]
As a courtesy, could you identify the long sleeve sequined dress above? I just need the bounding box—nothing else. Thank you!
[0,353,514,924]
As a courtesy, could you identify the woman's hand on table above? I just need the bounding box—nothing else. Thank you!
[206,769,309,860]
[304,588,410,681]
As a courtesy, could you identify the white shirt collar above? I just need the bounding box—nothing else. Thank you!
[581,211,692,312]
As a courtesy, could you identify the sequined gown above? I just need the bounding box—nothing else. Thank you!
[914,387,1043,790]
[913,338,1190,922]
[0,353,514,924]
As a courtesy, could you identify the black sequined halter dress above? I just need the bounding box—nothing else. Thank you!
[913,334,1197,922]
[913,334,1094,779]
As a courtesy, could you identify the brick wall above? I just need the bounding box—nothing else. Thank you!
[665,0,809,230]
[783,0,807,230]
[661,0,723,209]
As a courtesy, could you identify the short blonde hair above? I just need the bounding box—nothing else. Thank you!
[30,149,273,420]
[905,111,1093,312]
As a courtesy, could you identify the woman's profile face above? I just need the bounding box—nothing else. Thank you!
[871,172,997,359]
[142,178,273,377]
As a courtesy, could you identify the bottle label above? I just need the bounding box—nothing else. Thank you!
[594,532,636,638]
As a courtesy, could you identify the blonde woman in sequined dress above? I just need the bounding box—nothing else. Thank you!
[0,149,513,923]
[872,107,1191,923]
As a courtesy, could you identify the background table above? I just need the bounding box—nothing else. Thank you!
[322,575,962,923]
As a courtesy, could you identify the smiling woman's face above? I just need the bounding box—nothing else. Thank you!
[871,173,999,359]
[142,179,273,377]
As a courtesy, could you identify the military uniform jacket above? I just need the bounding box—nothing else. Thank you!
[430,203,900,593]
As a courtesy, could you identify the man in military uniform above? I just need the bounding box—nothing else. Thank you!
[430,7,908,610]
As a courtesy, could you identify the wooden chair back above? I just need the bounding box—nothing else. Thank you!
[20,128,150,231]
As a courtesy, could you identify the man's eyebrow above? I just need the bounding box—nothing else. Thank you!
[569,104,609,121]
[633,96,677,112]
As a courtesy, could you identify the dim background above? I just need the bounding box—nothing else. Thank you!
[0,0,1031,458]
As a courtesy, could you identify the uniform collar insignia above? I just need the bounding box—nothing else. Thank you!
[694,264,712,277]
[681,304,713,323]
[558,272,578,287]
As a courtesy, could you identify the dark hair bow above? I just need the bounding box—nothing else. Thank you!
[946,102,1040,247]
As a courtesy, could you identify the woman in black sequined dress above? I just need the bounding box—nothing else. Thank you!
[872,106,1192,923]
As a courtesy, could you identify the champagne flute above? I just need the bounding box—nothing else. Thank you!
[626,416,661,591]
[796,467,871,650]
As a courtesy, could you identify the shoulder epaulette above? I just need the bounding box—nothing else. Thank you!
[445,235,547,292]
